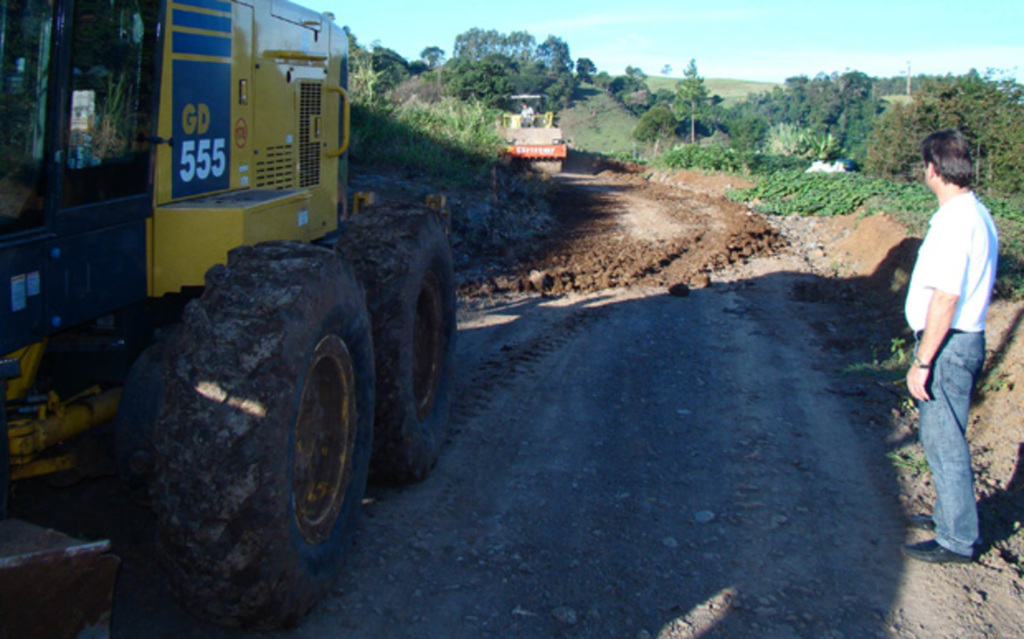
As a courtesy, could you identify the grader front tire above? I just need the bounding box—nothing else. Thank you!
[150,243,374,630]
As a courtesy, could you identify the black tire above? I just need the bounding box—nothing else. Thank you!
[338,204,456,484]
[150,242,374,630]
[115,336,176,493]
[1,404,8,519]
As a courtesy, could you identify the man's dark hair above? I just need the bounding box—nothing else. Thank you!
[921,129,972,188]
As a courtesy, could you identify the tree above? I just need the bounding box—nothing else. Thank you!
[865,72,1024,195]
[676,59,707,144]
[536,35,573,75]
[506,31,537,64]
[420,46,445,69]
[625,66,646,81]
[634,105,678,154]
[607,73,651,116]
[542,74,576,110]
[592,71,612,90]
[446,28,577,109]
[576,57,596,83]
[370,44,410,94]
[444,54,515,109]
[453,28,505,60]
[652,88,675,109]
[725,114,770,154]
[728,70,882,162]
[661,64,673,77]
[452,28,539,65]
[348,48,385,106]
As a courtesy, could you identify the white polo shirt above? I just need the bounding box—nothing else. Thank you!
[905,192,999,333]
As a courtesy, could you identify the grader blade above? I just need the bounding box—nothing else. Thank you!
[0,519,120,639]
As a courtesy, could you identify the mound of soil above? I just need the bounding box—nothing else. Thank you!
[459,167,785,297]
[648,168,756,198]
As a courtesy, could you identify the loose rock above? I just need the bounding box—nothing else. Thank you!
[552,606,578,625]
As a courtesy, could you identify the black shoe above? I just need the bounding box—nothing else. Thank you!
[907,514,936,532]
[902,540,972,564]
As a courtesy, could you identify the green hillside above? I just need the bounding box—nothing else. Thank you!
[647,77,778,105]
[557,76,778,155]
[558,85,641,156]
[558,78,778,155]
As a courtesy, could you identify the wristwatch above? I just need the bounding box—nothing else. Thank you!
[913,356,931,370]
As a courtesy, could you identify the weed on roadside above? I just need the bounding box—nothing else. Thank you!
[888,451,930,476]
[981,371,1014,394]
[842,337,911,376]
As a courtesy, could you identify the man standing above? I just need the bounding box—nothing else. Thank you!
[903,129,999,564]
[520,102,535,127]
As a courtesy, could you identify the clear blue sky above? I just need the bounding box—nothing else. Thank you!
[303,0,1023,83]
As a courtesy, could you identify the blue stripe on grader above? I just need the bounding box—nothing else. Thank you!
[172,31,232,57]
[173,0,232,14]
[173,10,232,33]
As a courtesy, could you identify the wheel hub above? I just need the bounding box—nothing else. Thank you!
[292,335,356,545]
[412,271,444,421]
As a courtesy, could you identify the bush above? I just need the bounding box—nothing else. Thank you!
[654,144,743,173]
[865,72,1024,198]
[743,153,807,176]
[633,106,678,143]
[654,146,812,177]
[726,170,933,217]
[727,169,1024,298]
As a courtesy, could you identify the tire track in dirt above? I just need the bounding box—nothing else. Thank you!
[451,295,615,425]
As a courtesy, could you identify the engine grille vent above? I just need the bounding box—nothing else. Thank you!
[299,82,322,188]
[255,145,295,189]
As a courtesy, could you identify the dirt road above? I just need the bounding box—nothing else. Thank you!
[312,282,907,637]
[13,167,1024,637]
[300,170,911,637]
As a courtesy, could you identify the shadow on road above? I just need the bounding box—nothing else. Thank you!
[11,182,1024,637]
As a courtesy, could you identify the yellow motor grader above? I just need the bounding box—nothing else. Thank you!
[0,0,456,633]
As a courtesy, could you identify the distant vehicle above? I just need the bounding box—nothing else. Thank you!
[499,95,568,173]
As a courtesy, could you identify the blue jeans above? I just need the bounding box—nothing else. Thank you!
[917,331,986,557]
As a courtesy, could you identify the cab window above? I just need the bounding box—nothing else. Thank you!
[60,0,157,208]
[0,0,53,233]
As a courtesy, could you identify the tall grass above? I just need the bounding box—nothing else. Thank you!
[350,97,506,188]
[347,89,556,255]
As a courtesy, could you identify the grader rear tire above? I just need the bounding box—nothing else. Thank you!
[150,243,374,630]
[338,204,456,484]
[115,336,176,492]
[1,406,8,519]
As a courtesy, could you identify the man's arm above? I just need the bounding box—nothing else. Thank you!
[907,289,959,401]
